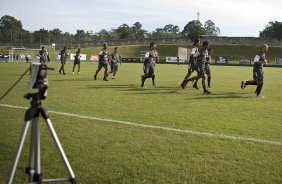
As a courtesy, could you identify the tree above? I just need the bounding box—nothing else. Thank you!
[132,22,147,39]
[204,20,220,36]
[0,15,25,42]
[260,21,282,41]
[181,20,205,40]
[115,24,134,39]
[163,24,179,34]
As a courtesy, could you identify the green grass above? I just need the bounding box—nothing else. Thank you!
[0,62,282,183]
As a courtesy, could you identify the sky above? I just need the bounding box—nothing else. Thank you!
[0,0,281,37]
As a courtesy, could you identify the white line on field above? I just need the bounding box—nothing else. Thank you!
[1,103,281,146]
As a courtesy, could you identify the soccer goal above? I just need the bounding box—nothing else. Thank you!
[9,48,41,62]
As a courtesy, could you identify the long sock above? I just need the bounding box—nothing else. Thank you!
[208,76,211,86]
[256,83,263,95]
[245,80,257,86]
[203,85,207,92]
[193,81,198,87]
[152,75,155,85]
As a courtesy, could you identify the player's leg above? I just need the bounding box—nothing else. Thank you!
[207,70,211,88]
[72,64,76,74]
[94,63,102,80]
[77,63,80,74]
[103,65,108,81]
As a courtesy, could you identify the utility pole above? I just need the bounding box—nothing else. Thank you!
[197,12,200,21]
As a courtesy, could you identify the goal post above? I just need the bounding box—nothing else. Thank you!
[9,48,41,62]
[177,47,190,63]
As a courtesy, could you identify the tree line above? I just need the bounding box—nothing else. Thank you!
[0,15,220,45]
[0,15,281,47]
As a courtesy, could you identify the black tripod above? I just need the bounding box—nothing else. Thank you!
[7,91,78,184]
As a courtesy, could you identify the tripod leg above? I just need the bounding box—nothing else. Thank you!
[45,118,78,184]
[27,117,42,183]
[7,120,31,184]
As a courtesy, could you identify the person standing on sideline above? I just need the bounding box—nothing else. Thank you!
[72,48,81,74]
[241,44,269,98]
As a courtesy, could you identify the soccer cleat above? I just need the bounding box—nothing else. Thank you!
[193,84,199,90]
[153,84,157,87]
[112,77,115,79]
[63,72,66,75]
[256,94,265,99]
[94,75,97,80]
[72,72,74,74]
[208,86,212,88]
[241,81,246,90]
[204,90,211,94]
[77,72,80,74]
[59,70,61,74]
[103,78,108,81]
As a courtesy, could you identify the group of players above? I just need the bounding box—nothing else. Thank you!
[38,39,269,98]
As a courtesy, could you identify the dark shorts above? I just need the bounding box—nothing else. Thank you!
[205,67,210,75]
[188,62,197,72]
[253,68,264,81]
[98,60,108,70]
[111,64,118,72]
[144,62,155,75]
[196,65,205,76]
[74,60,80,65]
[61,60,66,64]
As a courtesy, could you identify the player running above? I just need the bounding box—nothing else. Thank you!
[181,41,211,94]
[192,48,213,89]
[241,44,269,98]
[181,39,200,89]
[72,48,81,74]
[94,43,109,81]
[141,42,158,87]
[109,47,121,79]
[59,46,68,75]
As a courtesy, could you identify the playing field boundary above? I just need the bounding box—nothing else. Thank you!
[1,103,281,146]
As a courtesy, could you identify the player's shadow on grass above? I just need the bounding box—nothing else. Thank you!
[53,78,91,82]
[85,84,137,89]
[189,92,251,100]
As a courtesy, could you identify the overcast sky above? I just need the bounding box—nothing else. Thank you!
[1,0,281,37]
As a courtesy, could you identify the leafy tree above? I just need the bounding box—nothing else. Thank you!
[0,15,25,42]
[132,22,147,39]
[115,24,134,39]
[260,21,282,40]
[181,20,205,40]
[204,20,220,36]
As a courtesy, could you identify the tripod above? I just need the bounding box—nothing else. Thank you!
[7,91,78,184]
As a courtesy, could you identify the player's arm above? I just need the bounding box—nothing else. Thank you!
[254,55,267,65]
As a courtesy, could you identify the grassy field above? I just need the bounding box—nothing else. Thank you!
[0,61,281,184]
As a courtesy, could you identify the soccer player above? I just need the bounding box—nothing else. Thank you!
[94,43,109,81]
[59,46,68,75]
[141,42,158,87]
[241,44,268,98]
[72,48,81,74]
[109,47,121,79]
[38,47,50,63]
[194,48,213,88]
[182,41,211,94]
[181,39,200,89]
